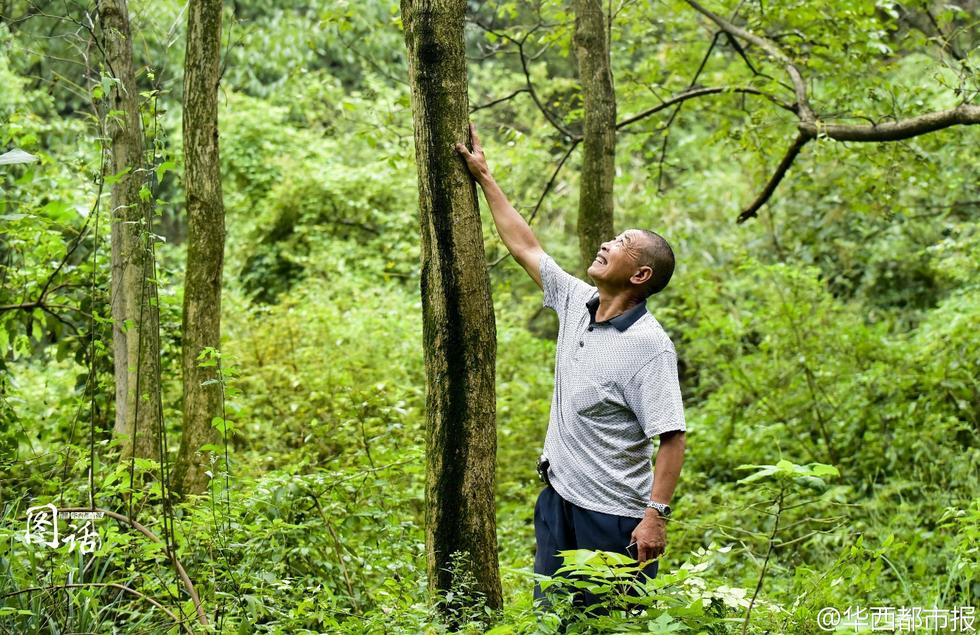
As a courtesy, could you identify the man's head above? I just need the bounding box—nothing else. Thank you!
[587,228,675,299]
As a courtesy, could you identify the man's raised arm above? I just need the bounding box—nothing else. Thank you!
[456,123,544,290]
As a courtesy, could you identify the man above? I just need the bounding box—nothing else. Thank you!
[455,123,687,608]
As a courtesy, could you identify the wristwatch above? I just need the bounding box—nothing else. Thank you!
[646,501,672,518]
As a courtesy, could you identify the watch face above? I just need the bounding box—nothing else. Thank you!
[662,505,672,517]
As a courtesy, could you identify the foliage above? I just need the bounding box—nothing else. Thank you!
[1,0,977,632]
[536,545,748,634]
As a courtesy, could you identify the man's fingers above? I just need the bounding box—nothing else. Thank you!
[454,142,470,157]
[635,539,666,563]
[469,122,482,151]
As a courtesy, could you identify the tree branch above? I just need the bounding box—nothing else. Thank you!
[0,300,42,312]
[0,299,85,331]
[742,489,785,635]
[924,8,967,64]
[722,32,793,94]
[800,103,980,142]
[737,132,810,223]
[57,507,208,627]
[515,40,577,139]
[617,85,795,129]
[470,87,530,113]
[528,139,581,226]
[334,29,408,86]
[737,103,979,223]
[472,20,578,140]
[39,304,82,332]
[489,139,580,268]
[684,0,813,121]
[306,488,361,613]
[652,29,726,192]
[677,4,980,221]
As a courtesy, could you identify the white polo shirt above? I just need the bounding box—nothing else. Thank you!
[540,252,686,518]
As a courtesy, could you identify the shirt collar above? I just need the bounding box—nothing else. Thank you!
[586,294,648,332]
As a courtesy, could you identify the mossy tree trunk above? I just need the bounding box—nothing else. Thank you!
[174,0,226,496]
[98,0,163,462]
[401,0,503,616]
[574,0,617,272]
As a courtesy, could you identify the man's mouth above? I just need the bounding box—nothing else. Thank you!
[594,255,607,265]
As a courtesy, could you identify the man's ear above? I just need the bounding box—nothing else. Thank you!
[631,265,653,286]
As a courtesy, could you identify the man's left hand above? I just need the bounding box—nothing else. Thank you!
[631,512,666,563]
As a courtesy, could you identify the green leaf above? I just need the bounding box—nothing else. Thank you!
[104,167,131,186]
[154,160,176,181]
[40,200,73,222]
[133,458,160,472]
[737,466,779,484]
[795,475,828,491]
[212,417,235,436]
[101,74,116,100]
[810,463,839,477]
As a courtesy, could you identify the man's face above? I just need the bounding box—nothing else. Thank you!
[587,229,650,290]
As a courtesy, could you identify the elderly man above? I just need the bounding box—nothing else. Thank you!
[456,124,687,608]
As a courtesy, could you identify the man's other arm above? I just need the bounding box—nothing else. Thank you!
[632,430,686,562]
[650,430,685,508]
[455,123,544,290]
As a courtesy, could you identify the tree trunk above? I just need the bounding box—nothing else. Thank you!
[173,0,226,496]
[401,0,503,617]
[573,0,617,272]
[98,0,164,462]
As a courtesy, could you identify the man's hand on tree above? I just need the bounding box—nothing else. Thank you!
[455,122,492,184]
[631,512,666,563]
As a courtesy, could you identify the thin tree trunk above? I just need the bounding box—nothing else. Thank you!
[111,190,127,436]
[401,0,503,617]
[174,0,225,496]
[574,0,617,272]
[98,0,163,461]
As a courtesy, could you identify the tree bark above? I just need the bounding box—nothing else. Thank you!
[174,0,226,496]
[401,0,503,617]
[574,0,617,273]
[98,0,163,462]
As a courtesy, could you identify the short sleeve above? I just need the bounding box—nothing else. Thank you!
[623,349,686,438]
[540,252,593,314]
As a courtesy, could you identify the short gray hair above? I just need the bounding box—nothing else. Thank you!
[635,229,675,296]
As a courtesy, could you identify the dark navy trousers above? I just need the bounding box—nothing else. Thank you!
[533,485,659,607]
